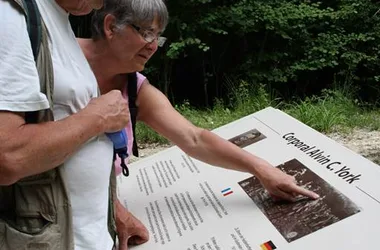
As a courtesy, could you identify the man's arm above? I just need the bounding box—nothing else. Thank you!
[0,111,101,185]
[0,90,129,185]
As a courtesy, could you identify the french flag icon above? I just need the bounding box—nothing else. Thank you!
[221,188,233,196]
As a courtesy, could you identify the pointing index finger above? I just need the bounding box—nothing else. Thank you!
[287,183,320,200]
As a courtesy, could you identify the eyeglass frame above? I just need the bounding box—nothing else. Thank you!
[130,24,167,47]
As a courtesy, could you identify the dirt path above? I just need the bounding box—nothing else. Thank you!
[328,129,380,165]
[131,129,380,165]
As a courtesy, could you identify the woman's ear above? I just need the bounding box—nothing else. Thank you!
[104,14,116,40]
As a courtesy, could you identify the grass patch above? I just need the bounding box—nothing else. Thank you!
[284,89,356,132]
[346,109,380,131]
[135,122,167,144]
[284,88,380,132]
[175,82,277,130]
[136,81,380,144]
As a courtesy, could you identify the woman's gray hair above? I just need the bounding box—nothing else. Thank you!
[91,0,169,40]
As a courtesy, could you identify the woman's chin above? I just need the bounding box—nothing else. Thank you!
[137,65,145,72]
[126,58,146,73]
[124,65,144,74]
[133,62,146,72]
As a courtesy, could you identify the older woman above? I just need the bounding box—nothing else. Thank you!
[79,0,319,248]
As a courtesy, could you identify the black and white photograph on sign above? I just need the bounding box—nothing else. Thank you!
[228,129,266,148]
[238,159,361,242]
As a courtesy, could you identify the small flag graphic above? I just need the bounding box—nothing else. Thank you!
[221,188,233,196]
[260,240,276,250]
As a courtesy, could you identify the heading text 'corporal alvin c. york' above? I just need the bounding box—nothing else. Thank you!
[282,132,361,184]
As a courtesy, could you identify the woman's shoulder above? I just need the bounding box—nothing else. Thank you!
[136,72,147,90]
[136,72,147,82]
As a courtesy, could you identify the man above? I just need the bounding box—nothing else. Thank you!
[0,0,128,249]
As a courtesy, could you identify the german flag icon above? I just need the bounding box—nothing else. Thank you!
[260,240,276,250]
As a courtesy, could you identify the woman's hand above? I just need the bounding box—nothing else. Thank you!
[116,200,149,250]
[256,163,320,201]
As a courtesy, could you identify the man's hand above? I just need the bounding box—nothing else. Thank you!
[82,90,130,133]
[256,163,320,201]
[115,200,149,250]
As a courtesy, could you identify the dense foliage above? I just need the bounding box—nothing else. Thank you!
[70,0,380,106]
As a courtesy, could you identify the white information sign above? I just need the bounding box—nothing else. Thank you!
[117,107,380,250]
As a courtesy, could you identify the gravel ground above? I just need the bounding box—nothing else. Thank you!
[129,143,172,163]
[327,129,380,165]
[130,129,380,165]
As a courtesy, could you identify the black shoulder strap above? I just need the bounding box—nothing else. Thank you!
[127,73,139,157]
[21,0,42,123]
[22,0,42,61]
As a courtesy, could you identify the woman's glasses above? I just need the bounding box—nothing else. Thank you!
[130,24,167,47]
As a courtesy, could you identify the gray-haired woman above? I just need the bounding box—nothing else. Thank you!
[78,0,319,248]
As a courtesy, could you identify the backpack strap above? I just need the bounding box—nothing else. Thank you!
[15,0,43,123]
[127,73,139,157]
[22,0,42,61]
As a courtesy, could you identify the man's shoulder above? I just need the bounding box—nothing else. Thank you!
[1,0,22,9]
[0,0,33,51]
[1,0,25,21]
